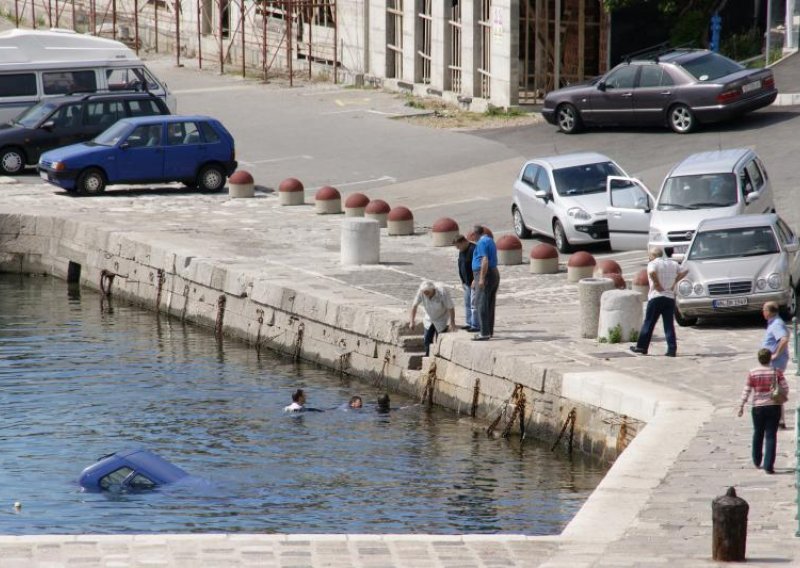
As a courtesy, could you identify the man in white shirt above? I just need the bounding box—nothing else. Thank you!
[284,389,306,412]
[410,281,456,356]
[630,246,688,357]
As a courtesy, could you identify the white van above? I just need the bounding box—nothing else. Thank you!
[605,148,775,253]
[0,28,176,123]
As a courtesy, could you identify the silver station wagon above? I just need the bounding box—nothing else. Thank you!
[675,214,800,326]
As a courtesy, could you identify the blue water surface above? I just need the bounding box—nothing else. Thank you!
[0,274,606,534]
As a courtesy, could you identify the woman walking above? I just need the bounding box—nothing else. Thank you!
[738,348,789,474]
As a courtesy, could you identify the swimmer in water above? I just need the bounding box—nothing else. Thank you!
[377,394,390,413]
[349,396,363,409]
[284,389,306,412]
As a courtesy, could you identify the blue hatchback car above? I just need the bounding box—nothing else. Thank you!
[79,449,189,492]
[38,115,237,194]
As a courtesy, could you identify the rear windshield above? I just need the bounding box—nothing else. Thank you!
[552,161,624,196]
[688,226,779,260]
[679,53,743,82]
[657,173,738,210]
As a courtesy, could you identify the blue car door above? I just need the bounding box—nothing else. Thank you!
[162,121,204,182]
[114,124,165,183]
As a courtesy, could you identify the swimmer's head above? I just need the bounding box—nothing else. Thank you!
[292,389,306,404]
[349,395,363,409]
[377,394,390,412]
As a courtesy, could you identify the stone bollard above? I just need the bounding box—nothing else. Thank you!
[597,290,643,343]
[344,192,370,217]
[432,217,459,247]
[228,170,254,198]
[387,206,414,236]
[609,273,628,290]
[365,199,391,228]
[567,251,596,283]
[530,243,559,274]
[315,186,342,214]
[712,487,748,562]
[578,277,615,339]
[278,177,305,206]
[341,218,380,265]
[632,268,649,300]
[496,235,523,265]
[593,259,622,278]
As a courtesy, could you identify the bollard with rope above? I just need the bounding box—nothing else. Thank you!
[487,384,525,438]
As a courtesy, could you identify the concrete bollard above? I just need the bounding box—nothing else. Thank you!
[344,192,370,217]
[567,251,597,283]
[341,218,380,265]
[530,243,559,274]
[496,235,523,265]
[432,217,459,247]
[578,277,615,339]
[365,199,391,228]
[228,170,254,198]
[712,487,748,561]
[279,177,305,206]
[632,268,649,300]
[387,206,414,236]
[593,259,622,278]
[315,186,342,214]
[597,290,643,343]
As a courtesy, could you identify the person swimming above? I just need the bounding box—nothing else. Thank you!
[349,395,363,409]
[377,394,390,413]
[284,389,324,412]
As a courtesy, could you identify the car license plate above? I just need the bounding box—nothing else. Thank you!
[712,297,748,309]
[742,81,760,94]
[39,171,48,181]
[672,245,688,254]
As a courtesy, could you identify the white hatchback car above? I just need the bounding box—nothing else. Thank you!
[511,152,632,252]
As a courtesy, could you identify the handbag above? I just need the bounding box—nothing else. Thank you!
[770,369,788,405]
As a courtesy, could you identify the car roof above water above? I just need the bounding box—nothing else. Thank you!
[532,152,614,170]
[669,148,753,177]
[697,213,778,232]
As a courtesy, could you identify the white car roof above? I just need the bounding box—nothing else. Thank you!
[0,28,139,65]
[669,148,753,176]
[697,214,778,232]
[532,152,615,170]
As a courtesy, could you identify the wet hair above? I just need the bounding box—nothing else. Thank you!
[377,394,390,411]
[291,389,305,403]
[349,395,363,408]
[758,348,773,365]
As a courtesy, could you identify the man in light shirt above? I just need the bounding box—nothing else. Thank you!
[630,246,688,357]
[410,281,456,357]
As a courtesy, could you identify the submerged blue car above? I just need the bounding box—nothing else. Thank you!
[38,115,237,195]
[79,449,189,492]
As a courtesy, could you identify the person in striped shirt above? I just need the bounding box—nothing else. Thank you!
[738,348,789,474]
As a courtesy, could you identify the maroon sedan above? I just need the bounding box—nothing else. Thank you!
[541,49,777,134]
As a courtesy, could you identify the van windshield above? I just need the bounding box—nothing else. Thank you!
[657,173,737,210]
[92,121,129,146]
[14,102,58,128]
[552,161,624,196]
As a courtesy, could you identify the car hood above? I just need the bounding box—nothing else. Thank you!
[545,79,599,100]
[0,122,29,139]
[650,206,739,235]
[558,191,609,218]
[684,254,783,282]
[40,142,105,163]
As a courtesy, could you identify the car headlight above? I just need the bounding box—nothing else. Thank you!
[567,207,591,221]
[693,283,704,296]
[678,280,693,296]
[649,228,664,242]
[756,278,767,291]
[51,161,66,171]
[767,273,782,290]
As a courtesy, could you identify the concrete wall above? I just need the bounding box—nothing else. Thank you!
[0,212,641,464]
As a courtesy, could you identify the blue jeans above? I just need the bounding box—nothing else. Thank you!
[475,267,500,337]
[463,283,476,328]
[752,404,781,471]
[423,325,448,356]
[635,296,677,354]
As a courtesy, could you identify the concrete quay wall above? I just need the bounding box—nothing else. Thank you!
[1,210,636,463]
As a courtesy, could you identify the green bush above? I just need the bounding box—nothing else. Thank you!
[607,324,623,344]
[669,10,706,48]
[721,27,762,61]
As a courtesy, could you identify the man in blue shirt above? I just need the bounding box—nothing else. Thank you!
[470,225,499,341]
[762,301,790,427]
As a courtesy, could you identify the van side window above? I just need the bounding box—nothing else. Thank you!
[776,219,797,245]
[108,67,160,91]
[521,164,538,187]
[0,74,37,97]
[535,168,552,193]
[743,161,764,192]
[127,99,162,117]
[43,71,97,95]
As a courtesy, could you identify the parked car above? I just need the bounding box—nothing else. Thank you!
[0,92,170,175]
[542,48,777,134]
[512,152,633,252]
[38,114,237,194]
[79,449,189,492]
[674,214,799,326]
[606,148,775,252]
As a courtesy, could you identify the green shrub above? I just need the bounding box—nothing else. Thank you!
[607,324,623,344]
[721,27,762,61]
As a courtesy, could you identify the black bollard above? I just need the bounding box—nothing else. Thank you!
[712,487,749,561]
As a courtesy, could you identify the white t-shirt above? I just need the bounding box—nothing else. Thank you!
[412,284,454,332]
[284,402,304,412]
[647,257,681,300]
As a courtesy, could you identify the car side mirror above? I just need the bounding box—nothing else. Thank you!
[745,191,760,204]
[785,242,799,253]
[597,81,606,92]
[119,142,130,150]
[40,120,55,130]
[534,189,551,201]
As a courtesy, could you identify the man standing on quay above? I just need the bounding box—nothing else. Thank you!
[630,246,688,356]
[471,225,499,341]
[762,301,790,428]
[453,235,477,332]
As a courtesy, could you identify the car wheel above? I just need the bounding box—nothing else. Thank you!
[197,164,226,192]
[668,104,696,134]
[779,283,797,321]
[553,220,572,253]
[0,146,25,175]
[512,207,532,239]
[556,103,582,134]
[675,309,698,327]
[76,168,106,195]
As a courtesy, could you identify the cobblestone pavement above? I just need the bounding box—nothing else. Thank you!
[0,177,798,567]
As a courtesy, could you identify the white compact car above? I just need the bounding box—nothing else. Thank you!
[511,152,633,252]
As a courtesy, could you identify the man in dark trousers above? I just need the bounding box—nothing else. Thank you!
[453,234,477,332]
[471,225,499,341]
